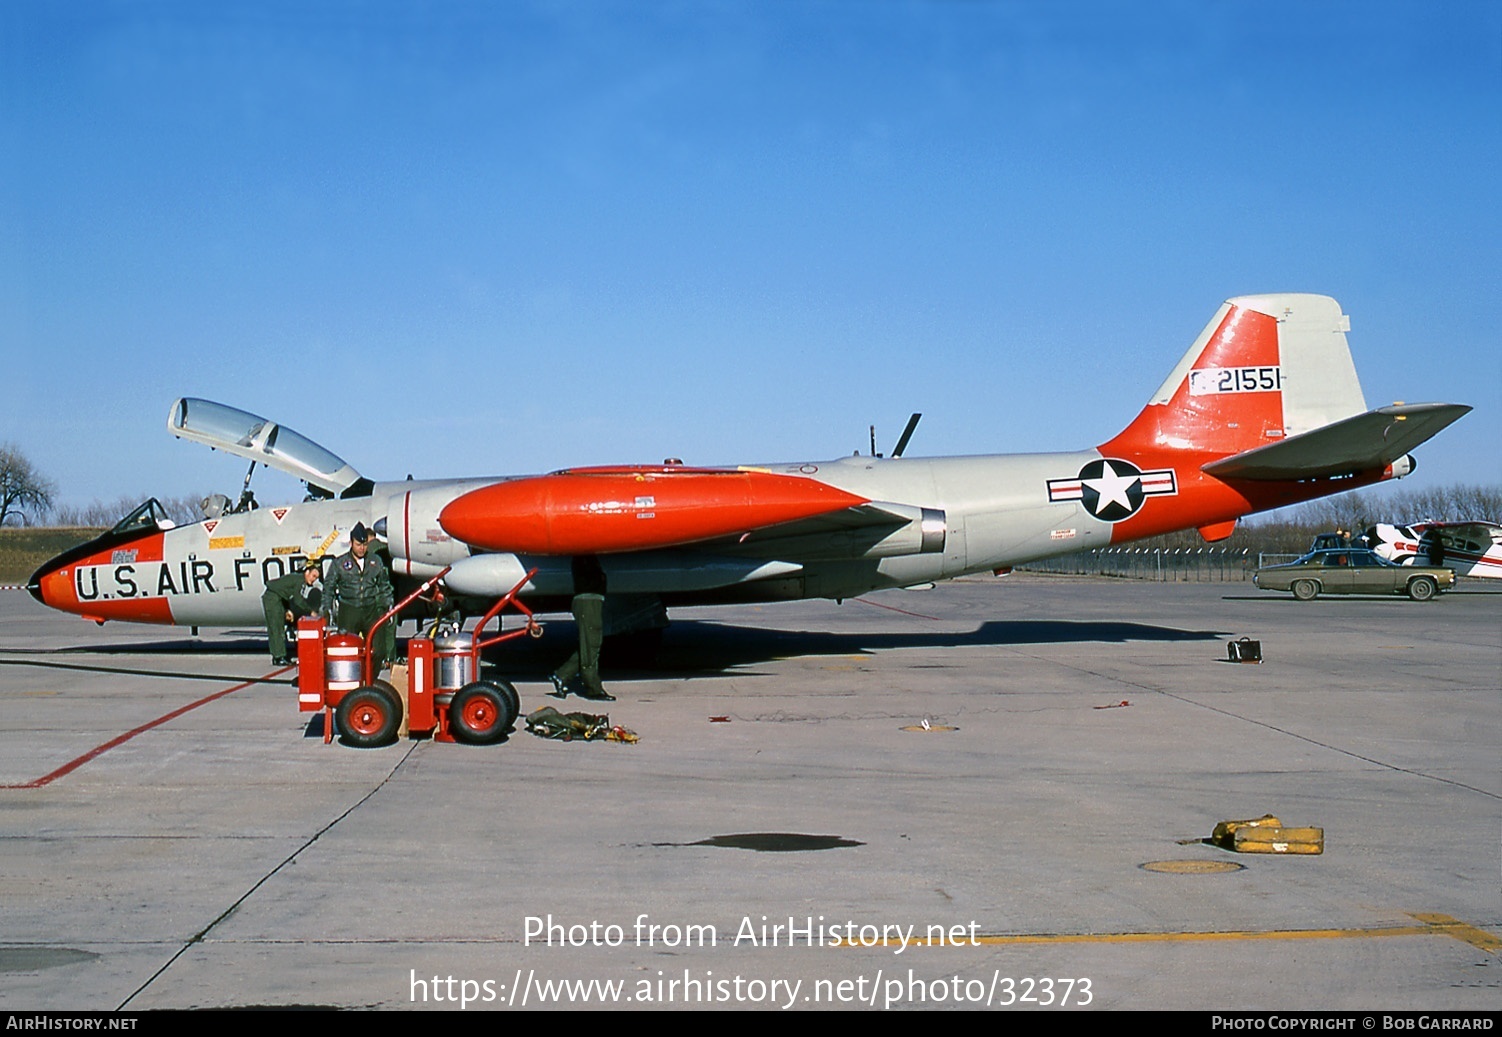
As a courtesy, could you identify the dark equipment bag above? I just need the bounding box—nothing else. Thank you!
[1227,637,1262,664]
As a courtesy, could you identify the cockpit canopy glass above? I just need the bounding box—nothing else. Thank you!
[168,398,361,493]
[109,498,175,536]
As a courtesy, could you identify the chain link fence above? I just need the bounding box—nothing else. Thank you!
[1021,547,1259,581]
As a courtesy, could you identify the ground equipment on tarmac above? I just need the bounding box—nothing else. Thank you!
[295,567,540,748]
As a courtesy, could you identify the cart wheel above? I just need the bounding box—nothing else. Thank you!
[450,681,516,745]
[336,685,402,748]
[488,679,521,731]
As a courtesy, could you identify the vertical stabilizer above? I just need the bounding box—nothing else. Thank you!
[1239,294,1366,437]
[1104,293,1367,459]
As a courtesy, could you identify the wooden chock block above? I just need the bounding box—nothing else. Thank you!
[1212,814,1283,848]
[1232,826,1324,855]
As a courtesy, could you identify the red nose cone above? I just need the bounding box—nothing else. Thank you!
[28,530,174,623]
[439,467,868,555]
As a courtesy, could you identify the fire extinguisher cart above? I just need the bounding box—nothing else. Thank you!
[295,567,540,748]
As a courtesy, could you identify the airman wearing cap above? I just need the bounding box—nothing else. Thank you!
[262,558,322,666]
[320,521,395,672]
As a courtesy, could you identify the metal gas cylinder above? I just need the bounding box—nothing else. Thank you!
[433,631,474,690]
[325,633,365,690]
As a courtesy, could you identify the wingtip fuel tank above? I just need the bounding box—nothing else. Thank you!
[438,466,871,555]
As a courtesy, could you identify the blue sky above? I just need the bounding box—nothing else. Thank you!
[3,0,1497,512]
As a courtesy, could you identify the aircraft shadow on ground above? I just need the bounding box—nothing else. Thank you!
[20,620,1227,682]
[31,636,274,657]
[484,618,1230,680]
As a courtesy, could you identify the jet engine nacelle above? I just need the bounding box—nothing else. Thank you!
[444,552,803,597]
[732,502,947,560]
[380,483,488,578]
[1384,454,1416,480]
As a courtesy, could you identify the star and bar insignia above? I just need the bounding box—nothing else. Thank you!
[1047,459,1177,522]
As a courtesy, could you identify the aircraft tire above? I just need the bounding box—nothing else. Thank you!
[1407,576,1437,602]
[1292,579,1319,602]
[336,685,402,748]
[450,682,517,745]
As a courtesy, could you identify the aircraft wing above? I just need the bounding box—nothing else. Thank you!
[1202,402,1471,480]
[709,501,946,561]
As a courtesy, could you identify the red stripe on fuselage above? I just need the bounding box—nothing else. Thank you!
[1104,460,1392,544]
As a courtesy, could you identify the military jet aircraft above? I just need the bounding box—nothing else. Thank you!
[28,293,1470,637]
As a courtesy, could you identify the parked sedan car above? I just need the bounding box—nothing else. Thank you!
[1253,548,1455,601]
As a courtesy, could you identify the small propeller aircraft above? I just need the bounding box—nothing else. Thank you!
[1364,521,1502,580]
[28,293,1470,639]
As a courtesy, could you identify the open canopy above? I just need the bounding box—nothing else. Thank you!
[167,398,363,496]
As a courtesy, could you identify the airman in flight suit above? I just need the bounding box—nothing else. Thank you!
[320,522,395,673]
[262,559,321,666]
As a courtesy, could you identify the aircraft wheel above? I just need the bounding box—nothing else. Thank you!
[1292,579,1319,602]
[1407,576,1437,602]
[450,681,518,745]
[336,685,402,748]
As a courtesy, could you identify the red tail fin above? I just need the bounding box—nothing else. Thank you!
[1103,293,1366,462]
[1105,303,1280,458]
[1095,294,1372,542]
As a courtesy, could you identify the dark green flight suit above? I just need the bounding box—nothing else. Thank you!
[321,549,395,673]
[262,571,319,664]
[553,556,610,700]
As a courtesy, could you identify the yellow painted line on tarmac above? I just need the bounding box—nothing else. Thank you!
[1407,913,1502,952]
[881,914,1498,953]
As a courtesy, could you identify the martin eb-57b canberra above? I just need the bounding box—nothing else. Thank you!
[29,294,1469,637]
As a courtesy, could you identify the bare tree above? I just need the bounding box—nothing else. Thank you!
[0,443,57,527]
[47,494,207,528]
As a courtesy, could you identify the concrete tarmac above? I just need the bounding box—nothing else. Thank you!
[0,574,1497,1011]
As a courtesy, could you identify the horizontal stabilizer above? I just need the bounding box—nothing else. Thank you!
[1202,403,1471,480]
